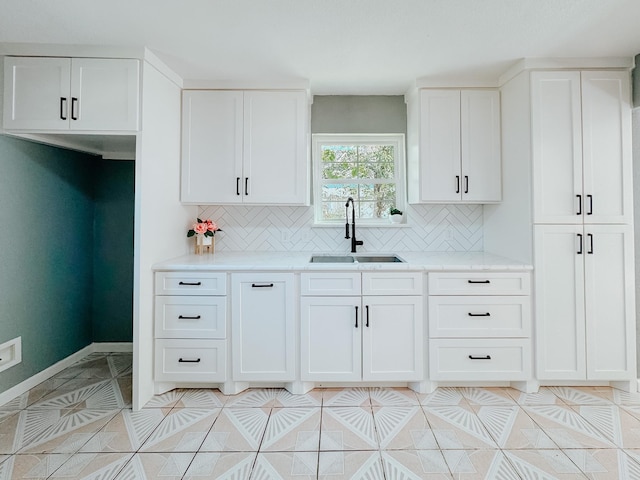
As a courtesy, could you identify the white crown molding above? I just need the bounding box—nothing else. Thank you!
[0,42,144,59]
[182,78,310,92]
[499,57,635,86]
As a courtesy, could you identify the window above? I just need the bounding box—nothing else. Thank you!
[312,134,406,225]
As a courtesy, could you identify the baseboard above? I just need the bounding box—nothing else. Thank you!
[91,342,133,353]
[0,342,133,407]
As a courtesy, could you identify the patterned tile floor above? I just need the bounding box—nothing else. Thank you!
[3,354,640,478]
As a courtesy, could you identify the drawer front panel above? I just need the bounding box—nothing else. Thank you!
[155,339,226,382]
[300,273,361,296]
[429,296,530,338]
[428,272,530,295]
[155,272,226,296]
[155,296,226,339]
[362,272,423,296]
[430,339,530,381]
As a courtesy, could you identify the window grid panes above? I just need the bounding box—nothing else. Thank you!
[313,135,405,224]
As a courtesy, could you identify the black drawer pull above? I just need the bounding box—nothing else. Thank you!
[71,97,79,120]
[355,305,358,328]
[468,355,492,360]
[178,315,201,320]
[179,281,202,286]
[365,305,370,327]
[178,358,201,363]
[252,283,274,288]
[60,97,67,120]
[468,312,491,317]
[467,280,490,284]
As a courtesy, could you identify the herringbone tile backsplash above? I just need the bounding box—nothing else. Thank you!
[198,204,482,252]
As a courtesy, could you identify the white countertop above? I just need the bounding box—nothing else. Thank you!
[153,251,533,271]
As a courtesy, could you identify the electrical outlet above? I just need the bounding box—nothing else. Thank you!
[281,230,292,243]
[0,337,21,373]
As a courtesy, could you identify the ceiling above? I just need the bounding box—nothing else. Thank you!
[1,0,640,94]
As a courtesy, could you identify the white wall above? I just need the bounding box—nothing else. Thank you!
[633,107,640,372]
[133,61,195,410]
[483,71,533,263]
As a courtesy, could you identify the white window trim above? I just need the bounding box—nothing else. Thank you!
[312,133,406,226]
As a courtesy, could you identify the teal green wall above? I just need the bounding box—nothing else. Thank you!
[92,160,134,342]
[0,135,134,393]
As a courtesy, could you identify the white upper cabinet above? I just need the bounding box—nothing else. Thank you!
[3,57,140,131]
[409,89,501,203]
[532,70,632,224]
[181,89,309,205]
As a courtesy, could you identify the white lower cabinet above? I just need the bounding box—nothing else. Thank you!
[155,339,226,382]
[153,272,227,383]
[300,272,424,383]
[231,273,295,381]
[535,224,635,381]
[428,271,532,382]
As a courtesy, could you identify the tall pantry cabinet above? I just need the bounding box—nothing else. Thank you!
[531,70,635,385]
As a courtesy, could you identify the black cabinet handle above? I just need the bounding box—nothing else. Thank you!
[178,315,201,320]
[355,305,359,328]
[464,175,469,194]
[178,358,201,363]
[60,97,67,120]
[179,281,202,286]
[245,177,249,195]
[455,176,460,194]
[576,194,582,215]
[71,97,78,120]
[467,280,490,284]
[587,233,593,254]
[468,355,491,360]
[252,283,274,288]
[468,312,491,317]
[577,233,583,255]
[587,195,593,215]
[365,305,370,327]
[236,177,241,196]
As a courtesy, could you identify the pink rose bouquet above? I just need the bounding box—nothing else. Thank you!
[187,218,222,238]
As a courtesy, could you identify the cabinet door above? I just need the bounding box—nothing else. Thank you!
[461,90,501,202]
[70,58,139,131]
[531,71,583,224]
[231,273,295,381]
[418,90,461,202]
[3,57,71,130]
[362,296,423,381]
[181,90,244,203]
[300,296,361,382]
[584,225,635,380]
[581,71,632,224]
[534,225,586,380]
[243,91,308,204]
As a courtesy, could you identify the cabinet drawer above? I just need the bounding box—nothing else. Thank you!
[430,339,530,381]
[155,272,226,296]
[300,272,361,296]
[428,272,530,295]
[154,339,226,382]
[155,296,226,339]
[429,296,530,338]
[362,272,423,295]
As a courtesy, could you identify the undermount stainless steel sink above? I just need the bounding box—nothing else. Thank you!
[309,254,405,263]
[354,255,405,263]
[309,255,356,263]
